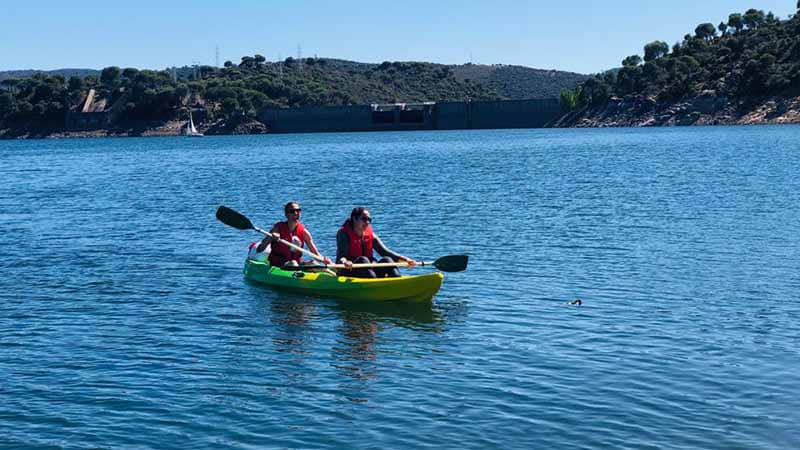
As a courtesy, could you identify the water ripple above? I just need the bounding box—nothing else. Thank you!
[1,128,800,448]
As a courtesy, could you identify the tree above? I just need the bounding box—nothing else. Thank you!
[221,97,239,116]
[695,23,717,40]
[175,84,189,100]
[579,76,610,106]
[224,60,233,68]
[17,101,33,115]
[642,61,668,91]
[559,88,579,111]
[644,41,669,62]
[617,65,641,94]
[622,55,642,67]
[718,22,728,36]
[67,76,84,92]
[240,56,255,68]
[100,66,121,85]
[743,9,765,29]
[0,78,19,94]
[122,67,139,79]
[254,54,266,65]
[0,93,15,116]
[728,13,744,33]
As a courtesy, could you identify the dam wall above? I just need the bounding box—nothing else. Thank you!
[258,99,562,134]
[260,105,373,133]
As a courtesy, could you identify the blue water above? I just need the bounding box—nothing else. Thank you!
[2,127,799,449]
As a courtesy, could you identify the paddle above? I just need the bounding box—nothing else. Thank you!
[215,205,326,263]
[216,205,468,272]
[306,255,469,273]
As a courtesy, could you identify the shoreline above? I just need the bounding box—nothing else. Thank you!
[4,103,800,140]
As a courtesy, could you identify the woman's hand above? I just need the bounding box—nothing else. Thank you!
[403,257,417,268]
[341,258,353,269]
[322,256,332,264]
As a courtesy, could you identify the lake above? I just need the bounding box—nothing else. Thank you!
[1,126,799,449]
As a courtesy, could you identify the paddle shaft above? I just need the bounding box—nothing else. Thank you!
[313,261,431,270]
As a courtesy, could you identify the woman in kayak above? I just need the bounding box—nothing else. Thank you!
[336,207,417,278]
[256,201,331,267]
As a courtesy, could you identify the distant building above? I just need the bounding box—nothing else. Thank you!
[65,88,128,131]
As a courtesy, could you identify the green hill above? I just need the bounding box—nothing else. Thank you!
[558,7,800,126]
[0,57,587,137]
[0,69,98,82]
[451,64,589,99]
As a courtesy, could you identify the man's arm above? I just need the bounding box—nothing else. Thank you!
[304,229,331,264]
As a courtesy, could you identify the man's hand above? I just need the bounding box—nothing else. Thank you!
[256,237,271,253]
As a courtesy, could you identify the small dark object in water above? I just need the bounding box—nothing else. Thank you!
[569,299,582,306]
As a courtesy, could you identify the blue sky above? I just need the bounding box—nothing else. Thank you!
[1,1,795,74]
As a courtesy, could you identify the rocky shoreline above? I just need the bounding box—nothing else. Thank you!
[4,95,800,139]
[553,92,800,128]
[0,118,269,139]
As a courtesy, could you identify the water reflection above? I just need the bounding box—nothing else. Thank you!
[333,310,380,380]
[328,298,443,327]
[250,282,447,381]
[269,298,316,355]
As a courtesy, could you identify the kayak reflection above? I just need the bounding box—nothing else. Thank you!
[268,298,316,355]
[249,282,446,381]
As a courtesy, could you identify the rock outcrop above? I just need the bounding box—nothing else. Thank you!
[553,93,800,128]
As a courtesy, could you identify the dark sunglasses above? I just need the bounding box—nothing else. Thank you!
[359,215,372,223]
[288,208,302,213]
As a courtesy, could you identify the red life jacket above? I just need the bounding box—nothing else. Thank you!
[341,220,374,260]
[268,221,306,266]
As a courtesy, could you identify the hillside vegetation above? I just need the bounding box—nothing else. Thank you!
[0,69,98,82]
[0,57,586,137]
[452,64,588,99]
[559,6,800,125]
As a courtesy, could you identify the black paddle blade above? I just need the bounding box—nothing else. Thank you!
[432,255,468,272]
[216,206,254,230]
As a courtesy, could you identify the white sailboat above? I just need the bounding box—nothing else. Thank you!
[184,109,203,137]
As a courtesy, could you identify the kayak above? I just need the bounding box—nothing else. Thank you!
[243,259,444,302]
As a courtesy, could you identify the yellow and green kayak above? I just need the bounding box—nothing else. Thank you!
[243,259,444,302]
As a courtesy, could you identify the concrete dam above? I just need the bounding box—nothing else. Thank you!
[258,99,561,133]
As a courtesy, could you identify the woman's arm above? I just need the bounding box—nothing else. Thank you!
[336,229,351,265]
[373,233,417,267]
[373,233,405,260]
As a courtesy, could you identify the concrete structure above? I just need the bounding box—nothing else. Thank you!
[260,102,436,133]
[258,99,561,134]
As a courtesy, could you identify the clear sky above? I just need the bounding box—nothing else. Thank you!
[1,1,795,74]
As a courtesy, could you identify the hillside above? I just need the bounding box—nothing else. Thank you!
[557,8,800,127]
[0,69,98,82]
[451,64,589,99]
[0,57,586,137]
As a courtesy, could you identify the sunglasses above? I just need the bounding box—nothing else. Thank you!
[359,215,372,223]
[288,208,302,213]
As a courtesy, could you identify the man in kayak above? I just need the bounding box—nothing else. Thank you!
[255,201,331,268]
[336,207,417,278]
